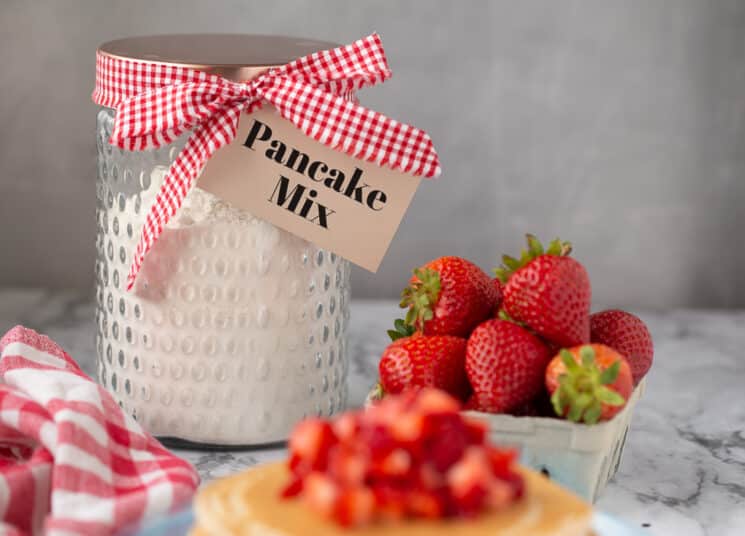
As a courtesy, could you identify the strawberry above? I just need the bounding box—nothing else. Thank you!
[545,344,633,423]
[378,335,470,400]
[490,278,504,316]
[495,235,591,348]
[514,389,556,418]
[462,395,482,412]
[465,319,552,414]
[398,257,495,337]
[507,396,548,418]
[590,309,653,385]
[466,393,551,418]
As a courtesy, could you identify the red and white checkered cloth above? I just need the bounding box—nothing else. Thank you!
[0,326,199,535]
[92,33,441,290]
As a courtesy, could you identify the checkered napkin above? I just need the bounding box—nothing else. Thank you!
[0,326,199,535]
[92,33,441,291]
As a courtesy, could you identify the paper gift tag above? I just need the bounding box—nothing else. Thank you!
[197,106,422,272]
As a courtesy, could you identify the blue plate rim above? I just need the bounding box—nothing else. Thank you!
[130,508,648,535]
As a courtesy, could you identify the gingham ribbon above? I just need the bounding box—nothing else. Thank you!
[92,33,441,290]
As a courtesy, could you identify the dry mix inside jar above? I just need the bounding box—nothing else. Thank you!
[94,35,351,446]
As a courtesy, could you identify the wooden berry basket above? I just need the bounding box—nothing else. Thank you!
[464,380,645,502]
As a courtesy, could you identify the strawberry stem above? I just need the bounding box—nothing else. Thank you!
[399,268,441,331]
[550,346,625,425]
[493,234,572,283]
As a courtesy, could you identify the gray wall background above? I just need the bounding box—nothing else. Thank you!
[1,0,744,308]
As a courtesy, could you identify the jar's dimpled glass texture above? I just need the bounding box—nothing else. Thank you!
[95,108,351,445]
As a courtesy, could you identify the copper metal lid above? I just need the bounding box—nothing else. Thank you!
[98,34,339,81]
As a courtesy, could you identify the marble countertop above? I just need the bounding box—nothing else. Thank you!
[1,288,744,535]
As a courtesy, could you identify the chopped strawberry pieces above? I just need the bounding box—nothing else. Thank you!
[282,388,523,527]
[303,472,339,517]
[378,448,412,477]
[335,486,375,527]
[446,447,491,515]
[405,488,447,518]
[280,475,304,498]
[422,413,468,471]
[288,419,337,474]
[464,419,489,445]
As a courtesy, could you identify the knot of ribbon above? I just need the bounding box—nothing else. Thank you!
[92,34,441,290]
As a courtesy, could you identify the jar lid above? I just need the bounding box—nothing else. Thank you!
[97,34,339,81]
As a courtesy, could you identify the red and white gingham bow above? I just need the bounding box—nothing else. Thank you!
[92,34,441,290]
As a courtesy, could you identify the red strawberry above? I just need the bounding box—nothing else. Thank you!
[399,257,495,337]
[466,393,551,418]
[379,335,470,400]
[506,399,543,418]
[490,278,504,316]
[590,309,653,385]
[495,235,591,348]
[545,344,633,423]
[462,395,482,412]
[465,319,552,414]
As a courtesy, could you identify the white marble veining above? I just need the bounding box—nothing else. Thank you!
[0,289,743,535]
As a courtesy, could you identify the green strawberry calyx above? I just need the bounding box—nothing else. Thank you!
[387,318,416,341]
[551,345,626,425]
[497,309,528,328]
[369,382,385,402]
[494,234,572,284]
[399,267,441,331]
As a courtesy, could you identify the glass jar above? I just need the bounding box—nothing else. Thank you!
[94,36,351,447]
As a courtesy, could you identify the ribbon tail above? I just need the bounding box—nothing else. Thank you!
[126,107,241,290]
[261,78,441,178]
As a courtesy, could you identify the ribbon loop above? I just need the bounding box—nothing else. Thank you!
[274,33,392,94]
[92,33,441,290]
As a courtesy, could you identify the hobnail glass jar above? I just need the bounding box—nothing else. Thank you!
[95,107,351,446]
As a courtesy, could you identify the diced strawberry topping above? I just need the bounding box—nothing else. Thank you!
[303,472,339,518]
[287,419,337,476]
[335,486,375,527]
[422,413,468,471]
[332,411,360,442]
[446,447,491,515]
[282,388,523,527]
[280,474,304,498]
[328,444,368,486]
